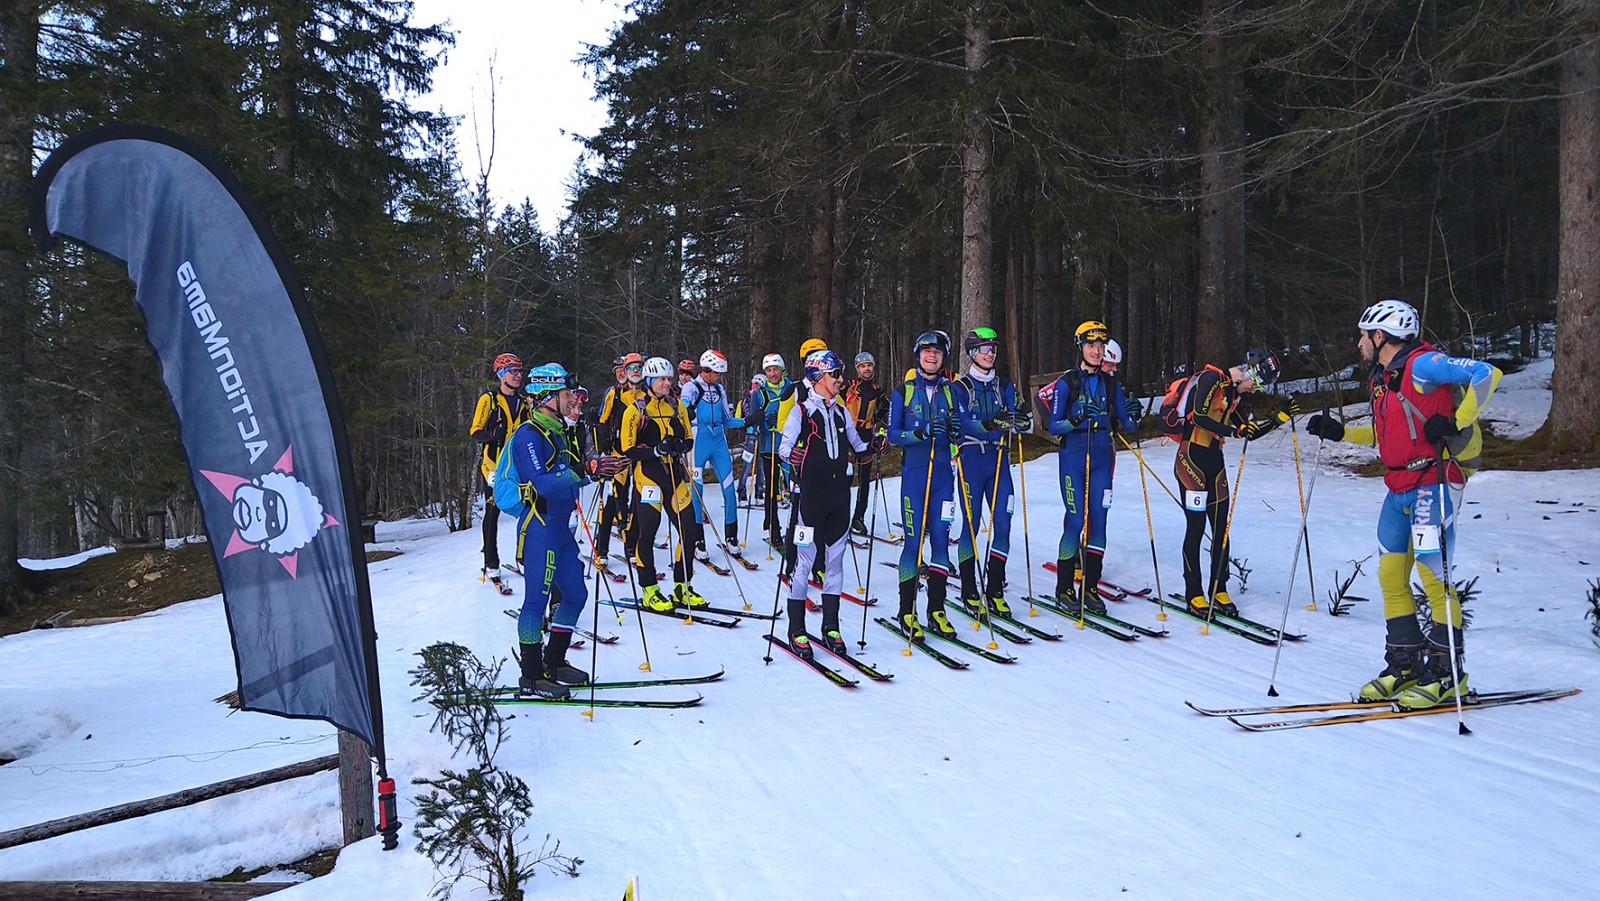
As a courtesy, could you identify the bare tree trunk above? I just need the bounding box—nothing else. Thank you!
[0,4,40,616]
[1195,0,1241,366]
[749,213,774,366]
[1552,0,1600,453]
[808,190,833,343]
[960,5,993,339]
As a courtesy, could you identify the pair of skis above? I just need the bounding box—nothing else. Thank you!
[476,668,725,709]
[500,608,618,647]
[1188,687,1581,731]
[765,633,894,687]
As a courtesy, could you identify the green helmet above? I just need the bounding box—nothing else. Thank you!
[964,327,1000,357]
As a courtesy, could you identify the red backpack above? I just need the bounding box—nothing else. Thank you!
[1156,365,1225,437]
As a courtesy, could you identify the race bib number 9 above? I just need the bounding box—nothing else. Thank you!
[794,525,814,548]
[940,500,956,523]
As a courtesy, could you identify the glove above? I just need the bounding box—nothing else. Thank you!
[930,418,951,443]
[1423,413,1460,444]
[1066,408,1087,427]
[912,426,932,442]
[1126,406,1143,428]
[1010,411,1034,433]
[742,409,762,429]
[983,416,1004,432]
[1305,413,1344,442]
[1237,418,1276,442]
[1284,394,1303,418]
[591,455,627,479]
[870,434,888,454]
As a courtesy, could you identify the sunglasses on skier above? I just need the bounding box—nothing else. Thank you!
[821,367,845,381]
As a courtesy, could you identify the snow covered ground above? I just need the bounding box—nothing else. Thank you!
[3,359,1598,899]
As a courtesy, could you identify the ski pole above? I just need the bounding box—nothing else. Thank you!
[1285,403,1319,611]
[575,483,651,672]
[1267,421,1324,695]
[686,471,752,610]
[1434,442,1470,735]
[901,433,938,656]
[858,449,883,650]
[662,440,695,625]
[1117,430,1167,632]
[878,453,901,541]
[1076,429,1091,630]
[1203,435,1250,634]
[762,480,803,663]
[953,446,999,650]
[1015,430,1037,617]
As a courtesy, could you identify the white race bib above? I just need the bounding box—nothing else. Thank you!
[1412,525,1442,553]
[940,500,956,523]
[1185,489,1206,512]
[568,510,580,531]
[1101,488,1114,509]
[1005,495,1015,514]
[640,484,663,506]
[794,525,814,548]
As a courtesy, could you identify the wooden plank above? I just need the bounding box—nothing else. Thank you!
[336,731,374,845]
[0,755,339,851]
[0,881,298,899]
[32,610,75,629]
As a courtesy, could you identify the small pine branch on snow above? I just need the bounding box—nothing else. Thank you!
[409,642,582,900]
[1584,579,1600,649]
[409,641,508,768]
[1413,576,1478,630]
[1326,556,1371,617]
[1229,555,1251,591]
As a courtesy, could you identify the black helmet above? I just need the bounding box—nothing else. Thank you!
[913,330,950,358]
[1242,348,1280,387]
[964,326,1000,356]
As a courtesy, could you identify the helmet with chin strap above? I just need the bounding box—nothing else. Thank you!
[1357,299,1421,341]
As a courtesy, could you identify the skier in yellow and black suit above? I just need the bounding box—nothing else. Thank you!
[1173,348,1287,618]
[593,352,645,567]
[470,352,528,592]
[622,356,708,612]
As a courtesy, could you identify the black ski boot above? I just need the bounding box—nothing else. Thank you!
[542,631,589,686]
[517,641,568,700]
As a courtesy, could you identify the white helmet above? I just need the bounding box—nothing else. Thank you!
[1358,299,1420,340]
[762,353,785,371]
[642,356,674,379]
[1103,339,1122,365]
[700,349,728,373]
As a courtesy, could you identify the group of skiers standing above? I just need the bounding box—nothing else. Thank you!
[475,295,1500,712]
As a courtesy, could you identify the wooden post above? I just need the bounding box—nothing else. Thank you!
[0,755,338,851]
[337,730,374,845]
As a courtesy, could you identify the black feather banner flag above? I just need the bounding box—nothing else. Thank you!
[28,125,388,771]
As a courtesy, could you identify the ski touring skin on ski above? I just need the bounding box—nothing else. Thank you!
[1023,595,1139,641]
[1225,688,1581,731]
[601,598,743,628]
[1161,593,1304,642]
[501,609,620,645]
[481,668,726,696]
[491,693,705,709]
[766,635,859,688]
[951,597,1064,641]
[873,617,971,669]
[806,632,893,680]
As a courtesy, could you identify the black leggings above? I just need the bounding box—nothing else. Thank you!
[1177,441,1231,599]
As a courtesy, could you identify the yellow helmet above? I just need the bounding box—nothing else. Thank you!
[1075,320,1110,345]
[800,337,828,359]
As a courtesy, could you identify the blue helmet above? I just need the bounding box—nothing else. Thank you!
[525,363,574,403]
[804,349,845,383]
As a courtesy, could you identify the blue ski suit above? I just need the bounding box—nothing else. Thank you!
[953,371,1018,586]
[683,375,739,544]
[887,372,964,586]
[1048,367,1137,576]
[505,410,590,644]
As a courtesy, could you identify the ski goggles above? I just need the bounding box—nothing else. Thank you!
[971,342,998,355]
[497,366,523,378]
[820,367,845,381]
[1080,333,1108,346]
[625,362,644,372]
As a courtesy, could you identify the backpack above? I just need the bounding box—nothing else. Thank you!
[1156,365,1225,438]
[491,419,562,519]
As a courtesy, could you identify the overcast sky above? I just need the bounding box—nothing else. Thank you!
[409,0,628,230]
